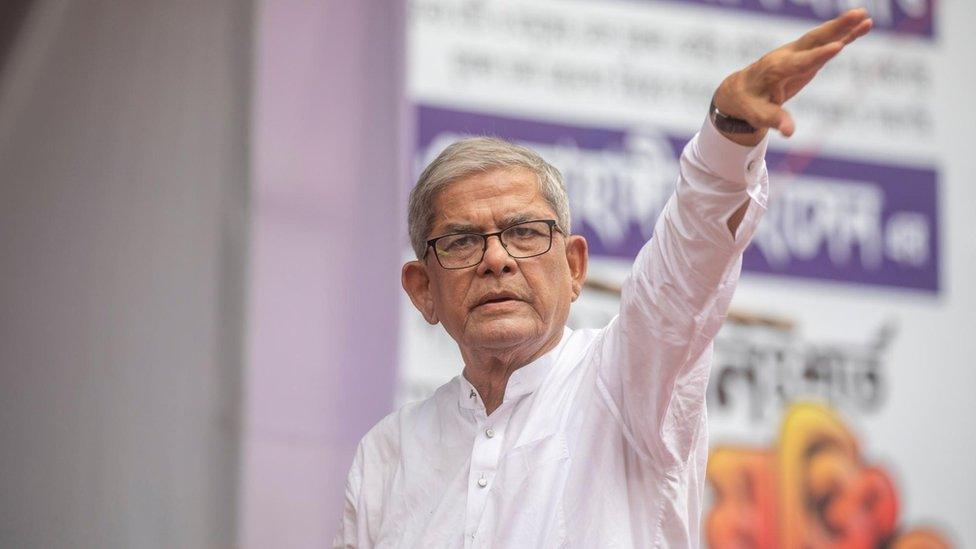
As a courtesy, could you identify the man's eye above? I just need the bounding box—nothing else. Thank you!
[511,227,542,238]
[443,235,478,251]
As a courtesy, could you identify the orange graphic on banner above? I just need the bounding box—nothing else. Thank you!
[707,403,950,549]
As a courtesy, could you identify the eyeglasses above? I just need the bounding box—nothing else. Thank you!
[425,219,562,270]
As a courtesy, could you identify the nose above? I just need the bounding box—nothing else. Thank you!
[477,234,517,276]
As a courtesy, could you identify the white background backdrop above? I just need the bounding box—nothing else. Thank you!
[402,0,975,545]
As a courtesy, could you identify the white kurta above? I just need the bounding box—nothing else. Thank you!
[334,117,770,548]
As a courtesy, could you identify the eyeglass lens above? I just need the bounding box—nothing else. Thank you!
[433,221,553,268]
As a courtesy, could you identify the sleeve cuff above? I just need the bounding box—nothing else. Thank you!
[695,114,769,190]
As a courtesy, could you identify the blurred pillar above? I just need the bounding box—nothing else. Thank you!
[0,0,251,547]
[239,0,405,546]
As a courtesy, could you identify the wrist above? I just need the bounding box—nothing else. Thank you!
[715,121,768,147]
[709,96,756,135]
[710,88,768,147]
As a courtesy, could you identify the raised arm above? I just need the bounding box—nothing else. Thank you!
[594,9,873,469]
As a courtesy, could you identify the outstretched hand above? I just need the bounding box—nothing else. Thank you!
[713,8,873,146]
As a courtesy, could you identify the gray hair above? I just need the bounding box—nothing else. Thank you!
[408,137,571,259]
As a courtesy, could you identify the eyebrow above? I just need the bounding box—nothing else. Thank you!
[435,212,547,237]
[437,222,479,235]
[498,212,538,228]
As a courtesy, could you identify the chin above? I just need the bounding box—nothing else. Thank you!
[464,316,543,350]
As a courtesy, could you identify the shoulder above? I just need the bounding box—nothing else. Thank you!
[565,325,604,350]
[559,325,606,365]
[354,376,460,465]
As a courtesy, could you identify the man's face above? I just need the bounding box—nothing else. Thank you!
[402,167,587,360]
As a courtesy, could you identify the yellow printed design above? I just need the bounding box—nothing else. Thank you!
[707,403,950,549]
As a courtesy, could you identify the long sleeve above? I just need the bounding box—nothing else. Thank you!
[594,115,769,471]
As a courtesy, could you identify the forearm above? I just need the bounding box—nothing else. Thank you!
[596,115,769,466]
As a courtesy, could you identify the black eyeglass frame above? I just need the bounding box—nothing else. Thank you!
[424,219,564,270]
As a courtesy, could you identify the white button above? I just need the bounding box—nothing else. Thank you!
[746,160,755,172]
[477,475,488,488]
[485,427,495,438]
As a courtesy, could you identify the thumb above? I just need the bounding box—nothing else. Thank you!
[750,102,795,137]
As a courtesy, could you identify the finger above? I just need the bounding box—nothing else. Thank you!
[745,102,795,137]
[787,41,843,74]
[783,71,817,101]
[794,8,870,50]
[841,18,873,45]
[776,108,796,137]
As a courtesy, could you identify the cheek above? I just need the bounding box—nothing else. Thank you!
[431,275,471,321]
[528,263,574,314]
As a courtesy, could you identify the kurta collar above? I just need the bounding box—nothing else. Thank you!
[458,327,572,411]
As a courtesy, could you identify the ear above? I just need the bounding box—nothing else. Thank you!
[564,235,588,302]
[402,260,439,324]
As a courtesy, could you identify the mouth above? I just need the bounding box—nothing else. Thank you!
[473,292,523,309]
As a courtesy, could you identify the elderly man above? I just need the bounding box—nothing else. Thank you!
[335,9,872,548]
